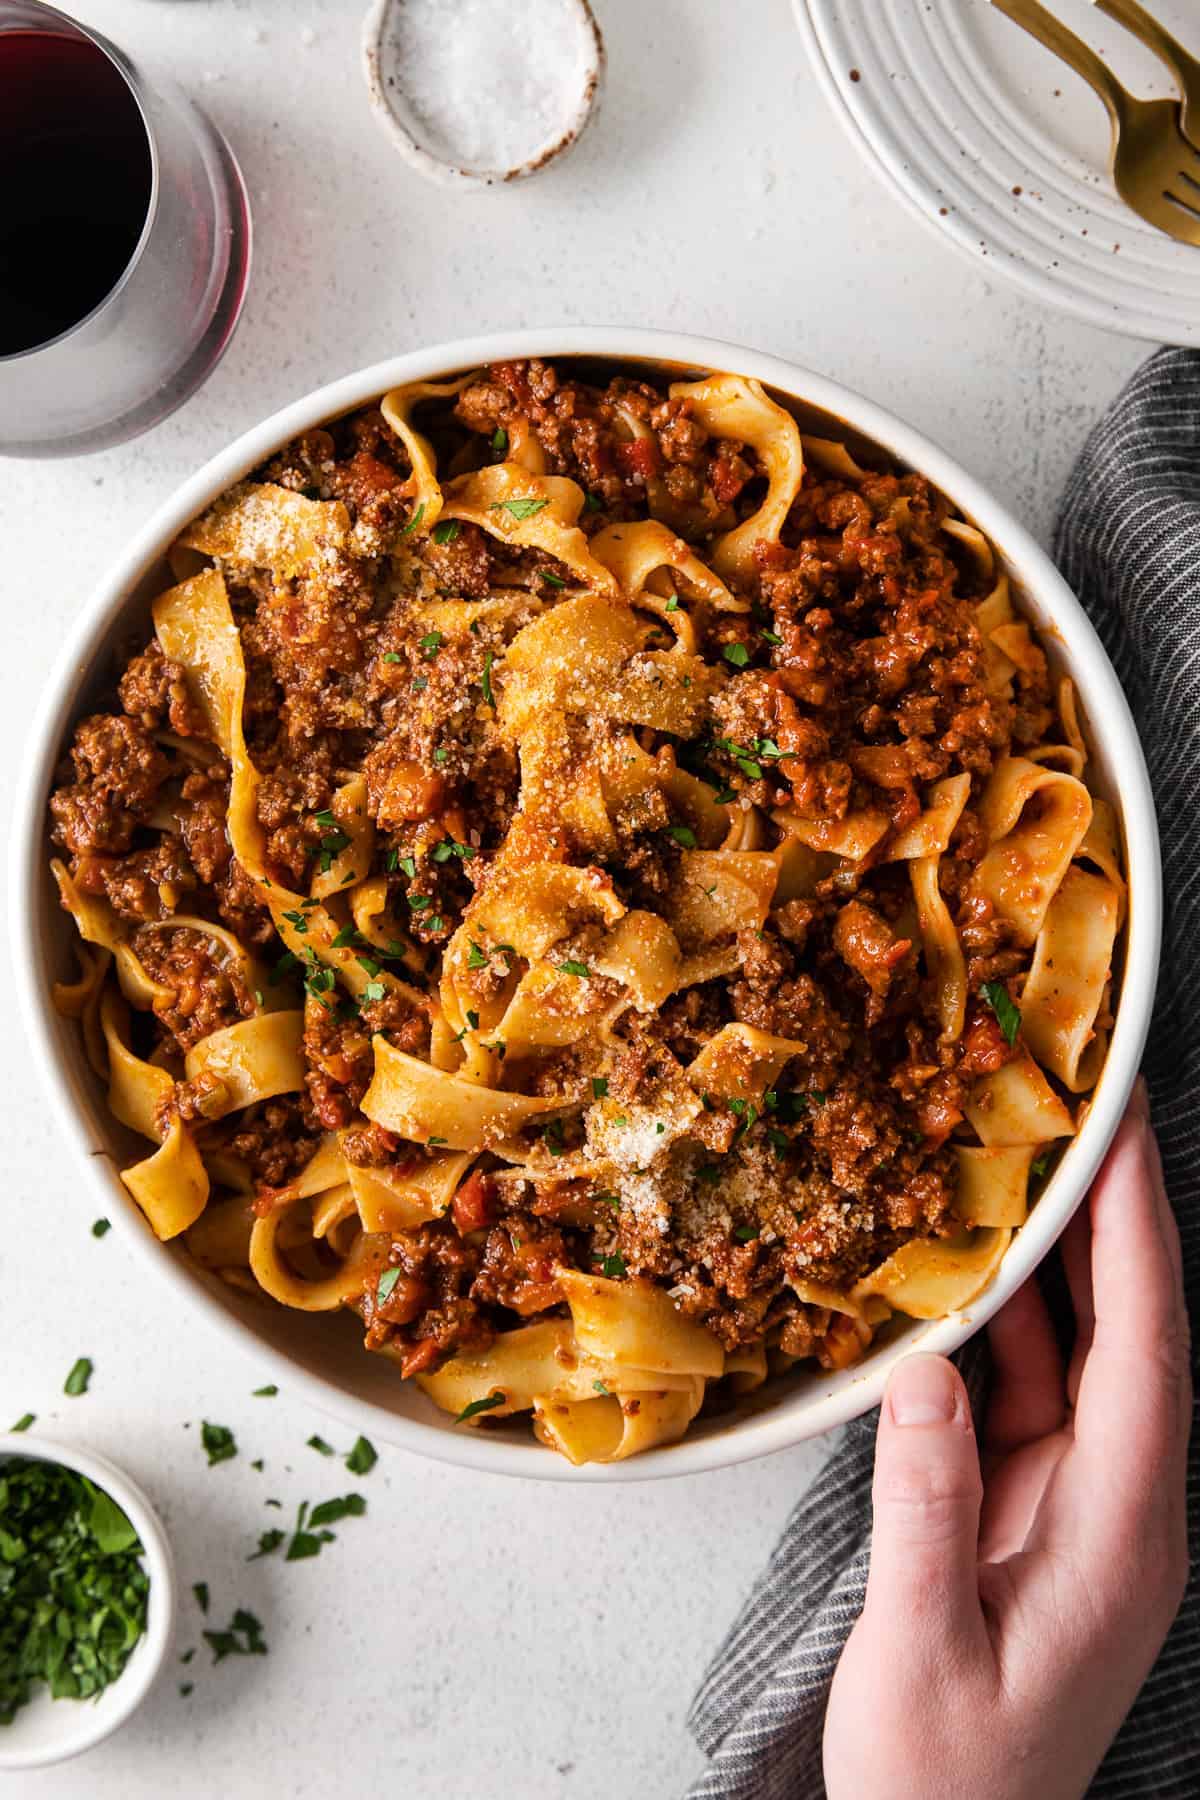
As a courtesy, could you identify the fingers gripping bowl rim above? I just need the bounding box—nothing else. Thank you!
[9,328,1162,1483]
[0,1433,177,1769]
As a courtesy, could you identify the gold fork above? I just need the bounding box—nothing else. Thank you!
[991,0,1200,245]
[1095,0,1200,145]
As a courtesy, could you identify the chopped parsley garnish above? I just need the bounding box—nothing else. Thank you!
[345,1437,377,1476]
[408,893,434,912]
[306,1436,334,1457]
[248,1529,285,1561]
[761,627,782,645]
[542,1119,567,1157]
[11,1414,34,1433]
[192,1582,210,1613]
[454,1393,505,1424]
[362,980,386,1003]
[594,1192,620,1210]
[432,519,461,544]
[664,596,680,612]
[399,501,426,538]
[91,1218,110,1238]
[540,570,566,588]
[712,785,736,805]
[63,1357,92,1397]
[467,941,488,970]
[767,1128,790,1157]
[376,1267,402,1306]
[756,738,784,759]
[419,631,444,660]
[732,1224,760,1243]
[433,747,449,766]
[428,1135,448,1148]
[282,909,309,932]
[1031,1151,1052,1180]
[592,1379,611,1396]
[252,1384,278,1397]
[480,649,496,708]
[397,855,417,880]
[382,650,403,664]
[591,1077,609,1099]
[0,1459,149,1721]
[308,1493,366,1530]
[723,642,751,668]
[465,1008,480,1029]
[203,1609,267,1662]
[584,491,603,513]
[599,1253,627,1279]
[559,959,592,978]
[491,426,509,454]
[201,1422,237,1466]
[316,829,351,872]
[668,823,697,849]
[489,497,549,521]
[413,675,428,692]
[433,837,476,862]
[982,980,1022,1046]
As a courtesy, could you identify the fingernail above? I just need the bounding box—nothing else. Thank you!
[1130,1076,1150,1123]
[888,1355,960,1427]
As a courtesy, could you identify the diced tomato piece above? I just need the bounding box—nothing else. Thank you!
[958,1007,1013,1079]
[400,1337,441,1378]
[452,1169,496,1236]
[616,436,660,481]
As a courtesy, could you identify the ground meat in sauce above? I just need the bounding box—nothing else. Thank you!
[49,357,1084,1392]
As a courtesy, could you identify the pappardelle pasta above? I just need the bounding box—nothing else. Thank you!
[48,358,1124,1464]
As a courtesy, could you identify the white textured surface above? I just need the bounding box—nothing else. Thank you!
[0,1,1145,1795]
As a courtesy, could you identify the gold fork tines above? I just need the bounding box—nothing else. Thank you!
[991,0,1200,246]
[1095,0,1200,146]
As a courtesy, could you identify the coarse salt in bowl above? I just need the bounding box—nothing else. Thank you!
[362,0,604,187]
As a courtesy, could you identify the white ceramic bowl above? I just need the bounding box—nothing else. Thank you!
[0,1434,176,1769]
[10,329,1162,1483]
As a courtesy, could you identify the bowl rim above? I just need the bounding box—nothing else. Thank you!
[9,325,1163,1483]
[0,1432,177,1768]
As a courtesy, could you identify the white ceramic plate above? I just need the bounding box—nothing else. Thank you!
[795,0,1200,344]
[10,328,1161,1482]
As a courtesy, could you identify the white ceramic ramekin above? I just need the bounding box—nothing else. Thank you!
[0,1433,176,1769]
[9,329,1162,1483]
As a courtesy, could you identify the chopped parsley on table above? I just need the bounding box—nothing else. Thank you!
[63,1357,92,1397]
[0,1456,149,1723]
[345,1436,377,1476]
[200,1421,237,1466]
[91,1218,111,1238]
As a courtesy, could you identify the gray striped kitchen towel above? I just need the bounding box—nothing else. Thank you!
[687,347,1200,1800]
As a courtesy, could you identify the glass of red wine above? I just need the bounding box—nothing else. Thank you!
[0,1,251,457]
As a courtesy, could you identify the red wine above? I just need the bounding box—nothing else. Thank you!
[0,31,153,356]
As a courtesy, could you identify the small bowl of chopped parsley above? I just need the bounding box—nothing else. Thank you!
[0,1433,176,1770]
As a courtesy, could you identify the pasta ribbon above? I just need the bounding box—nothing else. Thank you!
[885,774,972,862]
[973,757,1093,946]
[772,808,891,862]
[668,850,778,950]
[589,519,745,612]
[852,1227,1012,1319]
[310,774,374,901]
[177,483,350,579]
[557,1270,725,1377]
[122,1119,210,1243]
[910,856,967,1042]
[532,1385,705,1465]
[183,1012,306,1119]
[687,1022,805,1105]
[380,373,476,530]
[964,1051,1076,1147]
[346,1152,471,1233]
[668,374,805,581]
[440,463,619,591]
[362,1037,565,1151]
[954,1145,1036,1228]
[1020,865,1121,1091]
[249,1204,378,1311]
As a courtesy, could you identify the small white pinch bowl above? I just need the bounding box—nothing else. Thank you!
[0,1434,176,1770]
[10,328,1161,1483]
[361,0,604,189]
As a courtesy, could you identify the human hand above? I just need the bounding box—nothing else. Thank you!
[823,1085,1191,1800]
